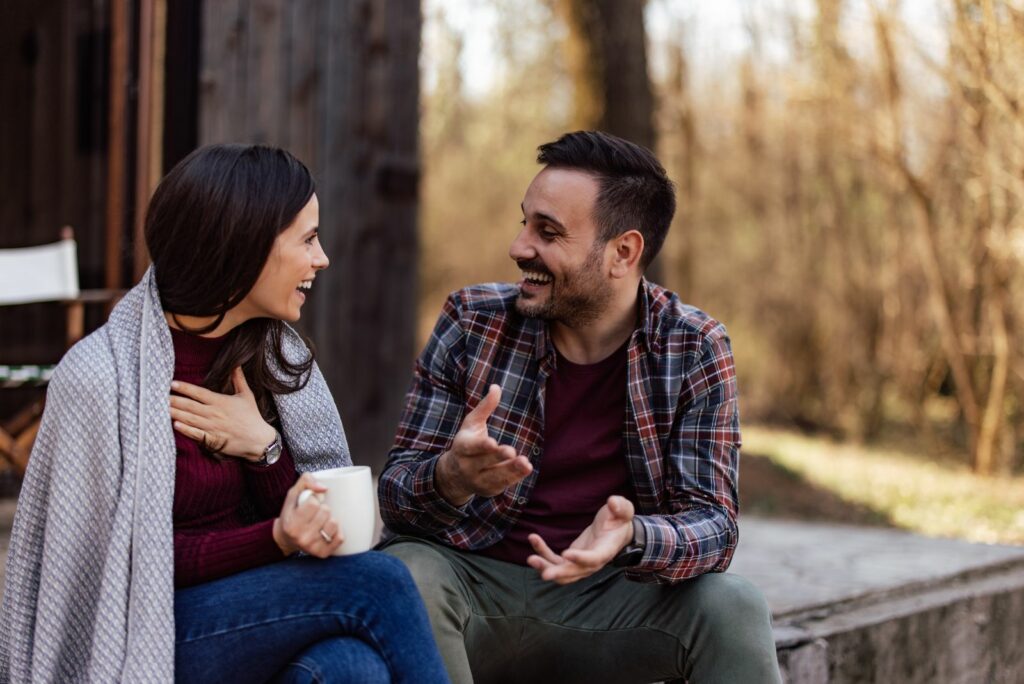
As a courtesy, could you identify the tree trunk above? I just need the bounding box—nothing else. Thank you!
[559,0,655,150]
[199,0,419,472]
[557,0,662,281]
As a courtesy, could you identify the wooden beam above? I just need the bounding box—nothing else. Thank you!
[105,0,129,291]
[133,0,167,281]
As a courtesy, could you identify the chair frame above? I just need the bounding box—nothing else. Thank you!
[0,227,124,474]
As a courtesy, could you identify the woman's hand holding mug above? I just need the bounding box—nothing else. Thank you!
[273,474,343,557]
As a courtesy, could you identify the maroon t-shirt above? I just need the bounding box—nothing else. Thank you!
[170,327,297,588]
[478,341,635,565]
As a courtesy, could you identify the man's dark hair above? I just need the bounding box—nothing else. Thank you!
[536,130,676,270]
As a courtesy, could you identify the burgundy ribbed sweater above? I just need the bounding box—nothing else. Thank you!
[170,327,297,588]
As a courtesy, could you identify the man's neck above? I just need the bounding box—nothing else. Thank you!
[551,279,641,365]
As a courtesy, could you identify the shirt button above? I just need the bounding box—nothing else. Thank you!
[531,446,541,455]
[517,497,527,505]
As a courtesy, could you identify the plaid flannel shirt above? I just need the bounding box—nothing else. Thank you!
[379,280,740,584]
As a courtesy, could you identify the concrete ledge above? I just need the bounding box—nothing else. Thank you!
[732,519,1024,683]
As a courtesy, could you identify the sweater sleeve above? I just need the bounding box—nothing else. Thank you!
[174,519,285,588]
[243,446,298,518]
[174,451,297,588]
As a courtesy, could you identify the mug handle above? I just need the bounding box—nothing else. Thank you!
[297,488,325,507]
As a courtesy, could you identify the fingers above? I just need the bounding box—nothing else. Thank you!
[169,406,211,432]
[528,534,563,565]
[232,366,253,396]
[526,539,593,585]
[606,495,635,522]
[170,380,217,403]
[169,394,213,416]
[560,548,606,567]
[284,474,326,510]
[321,518,344,555]
[475,456,532,496]
[463,384,501,428]
[172,420,206,442]
[478,454,532,480]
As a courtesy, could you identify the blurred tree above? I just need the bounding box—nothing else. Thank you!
[556,0,663,281]
[557,0,655,150]
[419,0,1024,474]
[419,0,569,340]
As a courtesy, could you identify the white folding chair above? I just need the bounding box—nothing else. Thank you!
[0,227,122,473]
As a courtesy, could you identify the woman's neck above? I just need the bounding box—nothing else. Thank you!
[164,308,249,338]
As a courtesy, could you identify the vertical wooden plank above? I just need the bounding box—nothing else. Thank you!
[246,0,284,144]
[195,0,420,471]
[285,0,320,169]
[133,0,153,279]
[131,0,167,280]
[198,0,247,143]
[106,0,129,290]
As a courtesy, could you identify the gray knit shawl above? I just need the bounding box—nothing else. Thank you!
[0,268,350,683]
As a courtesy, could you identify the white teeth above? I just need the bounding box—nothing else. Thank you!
[298,280,313,290]
[522,271,552,283]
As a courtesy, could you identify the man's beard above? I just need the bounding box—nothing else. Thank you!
[514,246,612,327]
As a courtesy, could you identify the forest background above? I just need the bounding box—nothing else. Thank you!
[419,0,1024,496]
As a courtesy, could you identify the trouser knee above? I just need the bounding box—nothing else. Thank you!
[382,539,467,625]
[682,573,774,639]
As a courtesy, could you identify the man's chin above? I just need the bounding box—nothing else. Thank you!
[514,295,549,320]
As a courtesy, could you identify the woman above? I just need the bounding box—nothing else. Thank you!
[0,144,449,683]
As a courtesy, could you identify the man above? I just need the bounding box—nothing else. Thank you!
[379,131,781,684]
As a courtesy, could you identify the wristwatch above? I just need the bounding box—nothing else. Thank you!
[611,519,646,568]
[255,430,282,467]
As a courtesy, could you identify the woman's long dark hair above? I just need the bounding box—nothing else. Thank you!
[145,144,316,431]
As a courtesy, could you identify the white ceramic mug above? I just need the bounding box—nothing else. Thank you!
[297,465,376,556]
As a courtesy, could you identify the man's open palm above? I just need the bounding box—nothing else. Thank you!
[527,495,636,584]
[435,384,533,504]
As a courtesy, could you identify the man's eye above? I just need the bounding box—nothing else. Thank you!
[540,229,558,240]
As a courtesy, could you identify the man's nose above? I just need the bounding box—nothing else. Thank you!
[509,227,534,262]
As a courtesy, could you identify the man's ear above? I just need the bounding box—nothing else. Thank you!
[609,230,645,278]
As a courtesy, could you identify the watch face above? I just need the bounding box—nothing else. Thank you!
[263,433,282,466]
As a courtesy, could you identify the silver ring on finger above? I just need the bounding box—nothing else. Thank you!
[319,528,333,544]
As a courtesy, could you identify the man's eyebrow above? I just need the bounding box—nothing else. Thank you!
[520,203,565,230]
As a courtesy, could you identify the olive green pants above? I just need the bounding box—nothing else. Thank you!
[382,536,782,684]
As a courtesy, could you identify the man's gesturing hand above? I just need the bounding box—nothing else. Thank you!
[434,384,533,506]
[526,495,636,584]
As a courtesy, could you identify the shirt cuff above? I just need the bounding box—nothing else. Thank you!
[404,455,472,527]
[630,514,677,573]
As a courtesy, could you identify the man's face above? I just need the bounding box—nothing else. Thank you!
[510,167,613,326]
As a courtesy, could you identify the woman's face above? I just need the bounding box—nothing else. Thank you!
[237,194,328,323]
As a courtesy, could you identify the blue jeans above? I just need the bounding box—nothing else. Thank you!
[175,552,450,684]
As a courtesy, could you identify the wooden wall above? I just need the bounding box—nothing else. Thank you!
[0,1,113,432]
[198,0,421,472]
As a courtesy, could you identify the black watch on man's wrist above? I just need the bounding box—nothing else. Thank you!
[611,519,646,568]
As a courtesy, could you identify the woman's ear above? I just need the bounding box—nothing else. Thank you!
[609,230,645,278]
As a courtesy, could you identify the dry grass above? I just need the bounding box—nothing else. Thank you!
[743,426,1024,545]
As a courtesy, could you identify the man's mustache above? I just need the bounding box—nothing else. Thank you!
[515,259,553,277]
